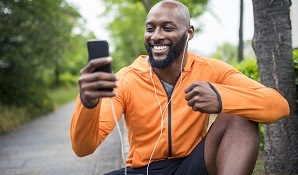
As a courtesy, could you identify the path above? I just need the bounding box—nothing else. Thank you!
[0,101,126,175]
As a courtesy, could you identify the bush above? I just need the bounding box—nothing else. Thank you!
[0,78,54,117]
[48,86,79,108]
[0,105,29,134]
[233,58,259,81]
[0,86,77,134]
[59,72,78,88]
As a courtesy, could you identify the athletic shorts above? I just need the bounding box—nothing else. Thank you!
[105,136,207,175]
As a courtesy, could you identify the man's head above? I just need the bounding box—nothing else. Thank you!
[144,0,194,69]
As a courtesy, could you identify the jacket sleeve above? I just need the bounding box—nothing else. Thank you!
[70,94,124,157]
[209,60,289,124]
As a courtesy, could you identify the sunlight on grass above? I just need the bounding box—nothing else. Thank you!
[48,86,79,108]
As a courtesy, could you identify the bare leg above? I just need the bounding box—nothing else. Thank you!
[204,113,259,175]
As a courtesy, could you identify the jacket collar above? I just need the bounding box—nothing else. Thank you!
[129,52,196,73]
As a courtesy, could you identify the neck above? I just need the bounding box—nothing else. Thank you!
[152,54,187,85]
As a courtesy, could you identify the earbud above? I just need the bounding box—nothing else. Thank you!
[187,33,190,41]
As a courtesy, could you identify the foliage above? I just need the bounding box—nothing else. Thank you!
[0,0,89,117]
[0,104,28,134]
[213,41,256,64]
[48,86,79,108]
[213,43,238,64]
[293,49,298,100]
[234,58,259,81]
[0,86,79,133]
[101,0,209,71]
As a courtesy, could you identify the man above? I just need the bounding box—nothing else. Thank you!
[70,0,289,174]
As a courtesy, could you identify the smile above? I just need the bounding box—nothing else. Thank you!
[152,45,169,51]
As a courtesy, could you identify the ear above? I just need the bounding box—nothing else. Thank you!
[187,25,195,41]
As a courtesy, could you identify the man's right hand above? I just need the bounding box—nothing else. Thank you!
[78,57,118,108]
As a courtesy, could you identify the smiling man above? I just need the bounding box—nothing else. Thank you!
[70,1,289,175]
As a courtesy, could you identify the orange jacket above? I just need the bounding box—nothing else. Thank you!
[70,52,289,168]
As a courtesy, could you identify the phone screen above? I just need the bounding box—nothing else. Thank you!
[87,40,112,73]
[87,40,113,91]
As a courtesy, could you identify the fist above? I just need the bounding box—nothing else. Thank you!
[185,81,220,114]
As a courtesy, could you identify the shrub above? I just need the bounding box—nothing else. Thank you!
[0,105,29,134]
[233,58,259,81]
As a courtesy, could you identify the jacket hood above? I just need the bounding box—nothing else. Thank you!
[128,52,197,72]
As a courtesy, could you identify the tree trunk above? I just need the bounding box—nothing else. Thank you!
[141,0,152,13]
[238,0,244,62]
[252,0,298,173]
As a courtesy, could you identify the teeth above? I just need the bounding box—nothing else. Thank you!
[153,45,168,51]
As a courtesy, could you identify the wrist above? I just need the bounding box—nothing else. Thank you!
[80,93,99,109]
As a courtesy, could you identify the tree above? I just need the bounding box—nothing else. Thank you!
[0,0,88,115]
[252,0,298,173]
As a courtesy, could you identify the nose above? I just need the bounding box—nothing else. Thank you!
[151,28,164,41]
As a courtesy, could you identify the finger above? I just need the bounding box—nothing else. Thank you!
[81,80,118,91]
[192,102,207,112]
[83,89,116,99]
[185,89,198,101]
[185,83,196,93]
[185,81,206,94]
[79,72,117,85]
[187,95,200,107]
[80,57,113,74]
[91,71,117,82]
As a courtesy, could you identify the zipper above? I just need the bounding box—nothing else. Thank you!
[158,73,182,157]
[167,96,172,157]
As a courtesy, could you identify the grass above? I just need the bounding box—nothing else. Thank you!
[253,151,265,174]
[0,86,79,134]
[0,105,29,134]
[48,86,79,108]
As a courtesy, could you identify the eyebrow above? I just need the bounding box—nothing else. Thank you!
[146,21,176,26]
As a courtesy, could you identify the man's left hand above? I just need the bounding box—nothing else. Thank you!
[185,81,219,114]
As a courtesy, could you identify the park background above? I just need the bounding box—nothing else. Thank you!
[1,0,298,174]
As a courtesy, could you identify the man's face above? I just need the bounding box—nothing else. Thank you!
[145,33,187,69]
[144,4,189,69]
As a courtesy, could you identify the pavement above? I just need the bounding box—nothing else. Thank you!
[0,100,128,175]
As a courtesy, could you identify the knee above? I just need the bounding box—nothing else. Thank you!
[217,113,260,141]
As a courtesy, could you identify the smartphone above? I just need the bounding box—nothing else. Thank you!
[87,40,112,73]
[87,40,113,91]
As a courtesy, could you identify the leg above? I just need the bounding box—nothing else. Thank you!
[204,113,259,175]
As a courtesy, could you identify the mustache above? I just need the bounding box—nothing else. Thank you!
[147,40,172,45]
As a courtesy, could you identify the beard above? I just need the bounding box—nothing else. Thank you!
[145,33,187,69]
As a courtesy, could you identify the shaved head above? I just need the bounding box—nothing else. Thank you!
[147,0,191,26]
[144,0,194,69]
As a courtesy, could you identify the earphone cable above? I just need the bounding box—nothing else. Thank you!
[110,98,127,175]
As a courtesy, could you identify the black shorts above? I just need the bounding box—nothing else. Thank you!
[105,137,207,175]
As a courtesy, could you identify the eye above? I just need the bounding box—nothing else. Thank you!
[146,25,155,32]
[164,26,175,32]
